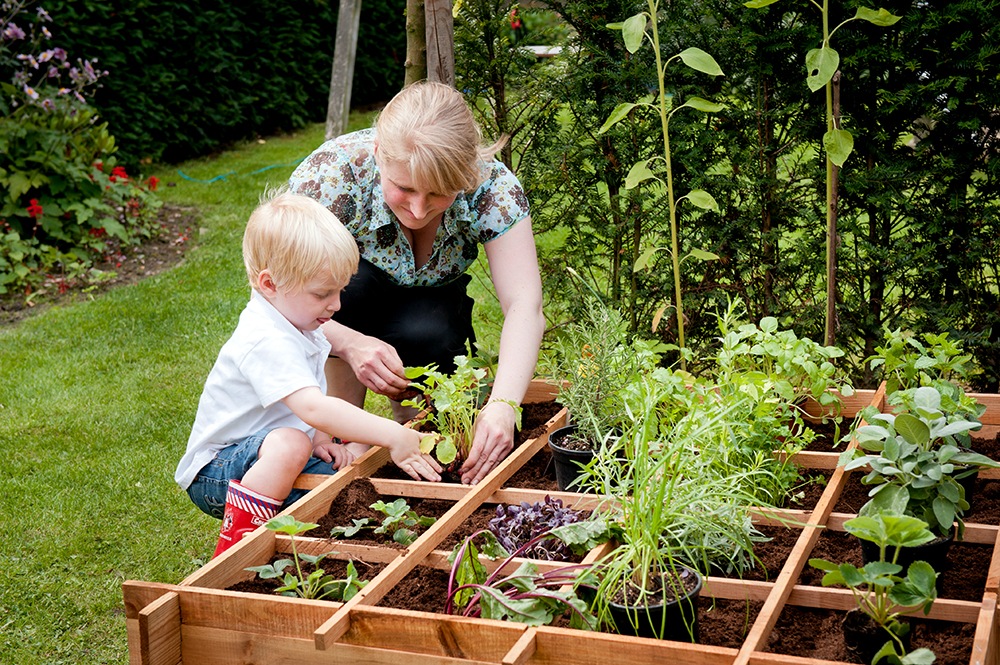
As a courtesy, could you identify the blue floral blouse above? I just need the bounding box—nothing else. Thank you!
[287,128,530,287]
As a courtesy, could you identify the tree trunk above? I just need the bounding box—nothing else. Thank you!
[405,0,427,86]
[424,0,455,87]
[325,0,363,140]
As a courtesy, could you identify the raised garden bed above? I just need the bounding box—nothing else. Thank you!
[124,383,1000,665]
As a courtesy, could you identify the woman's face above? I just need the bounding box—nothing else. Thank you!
[378,157,459,232]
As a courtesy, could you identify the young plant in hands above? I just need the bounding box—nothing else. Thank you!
[404,354,521,471]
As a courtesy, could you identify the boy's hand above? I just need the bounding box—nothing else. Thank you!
[390,431,442,482]
[312,433,357,470]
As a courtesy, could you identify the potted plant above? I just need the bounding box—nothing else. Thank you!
[841,385,999,564]
[809,513,938,665]
[584,372,771,641]
[545,284,666,490]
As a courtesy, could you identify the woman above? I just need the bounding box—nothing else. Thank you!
[288,81,545,485]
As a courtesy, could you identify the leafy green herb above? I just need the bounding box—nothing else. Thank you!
[244,515,368,601]
[403,353,521,466]
[329,498,437,546]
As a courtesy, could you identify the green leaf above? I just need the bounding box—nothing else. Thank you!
[685,189,719,212]
[625,159,657,190]
[686,247,720,262]
[621,13,647,54]
[264,514,318,536]
[900,648,938,665]
[824,128,854,167]
[895,413,930,447]
[855,7,902,27]
[599,102,639,134]
[806,46,839,92]
[436,436,458,464]
[633,246,663,272]
[744,0,781,6]
[682,97,726,115]
[678,48,724,77]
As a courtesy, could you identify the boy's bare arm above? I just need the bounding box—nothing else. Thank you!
[283,386,441,481]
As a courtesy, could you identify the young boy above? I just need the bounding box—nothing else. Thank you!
[175,190,441,558]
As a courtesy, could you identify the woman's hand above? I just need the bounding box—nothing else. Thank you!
[461,401,517,484]
[337,328,412,398]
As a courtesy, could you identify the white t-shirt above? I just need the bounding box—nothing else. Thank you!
[174,291,331,489]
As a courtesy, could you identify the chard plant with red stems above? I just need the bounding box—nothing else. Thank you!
[445,520,610,628]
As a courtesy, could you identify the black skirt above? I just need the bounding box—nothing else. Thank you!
[332,258,476,372]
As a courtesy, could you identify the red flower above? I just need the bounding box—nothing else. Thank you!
[109,166,129,183]
[26,199,43,219]
[93,161,103,172]
[147,176,159,191]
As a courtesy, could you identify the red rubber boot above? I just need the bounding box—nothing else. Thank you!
[212,480,281,558]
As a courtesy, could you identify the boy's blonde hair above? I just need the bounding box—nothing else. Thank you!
[374,80,507,194]
[243,188,359,293]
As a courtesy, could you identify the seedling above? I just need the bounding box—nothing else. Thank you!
[329,498,437,546]
[810,514,937,665]
[245,515,368,601]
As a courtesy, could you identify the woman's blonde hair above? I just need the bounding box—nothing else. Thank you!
[243,187,359,293]
[374,80,507,194]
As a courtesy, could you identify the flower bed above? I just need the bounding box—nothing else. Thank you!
[123,383,1000,665]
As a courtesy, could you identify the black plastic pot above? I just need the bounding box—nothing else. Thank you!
[841,609,910,664]
[547,424,596,492]
[858,531,954,573]
[606,566,703,642]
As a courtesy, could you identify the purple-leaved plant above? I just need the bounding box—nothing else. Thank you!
[489,496,584,561]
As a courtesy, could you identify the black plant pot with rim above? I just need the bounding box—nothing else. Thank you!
[547,424,596,492]
[605,566,703,642]
[858,530,954,575]
[841,609,910,664]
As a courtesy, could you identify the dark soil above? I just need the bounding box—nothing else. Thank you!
[0,203,197,326]
[313,477,454,549]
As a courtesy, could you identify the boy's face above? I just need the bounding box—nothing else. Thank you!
[268,273,344,333]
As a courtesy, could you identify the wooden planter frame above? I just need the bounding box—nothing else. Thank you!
[125,383,1000,665]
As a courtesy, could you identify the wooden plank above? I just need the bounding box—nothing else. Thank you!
[345,605,526,660]
[424,0,455,86]
[732,383,887,665]
[527,626,737,665]
[137,591,181,665]
[970,593,997,665]
[173,584,339,637]
[503,628,538,665]
[181,623,501,665]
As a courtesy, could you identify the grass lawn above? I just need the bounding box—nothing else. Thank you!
[0,110,523,664]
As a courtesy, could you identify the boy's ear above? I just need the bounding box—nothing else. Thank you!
[256,269,279,297]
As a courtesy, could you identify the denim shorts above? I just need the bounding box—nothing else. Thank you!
[186,428,339,519]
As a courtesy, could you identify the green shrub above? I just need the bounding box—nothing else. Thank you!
[1,1,161,297]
